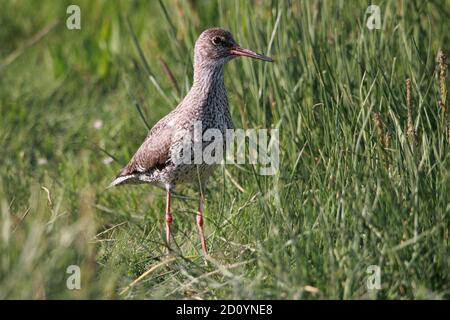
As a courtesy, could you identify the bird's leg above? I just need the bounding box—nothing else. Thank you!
[165,190,172,250]
[196,194,207,255]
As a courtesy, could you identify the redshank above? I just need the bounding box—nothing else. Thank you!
[110,28,273,255]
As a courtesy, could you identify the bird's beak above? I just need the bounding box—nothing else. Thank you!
[229,45,273,62]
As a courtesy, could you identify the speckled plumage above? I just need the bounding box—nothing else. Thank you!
[110,28,235,190]
[109,28,272,254]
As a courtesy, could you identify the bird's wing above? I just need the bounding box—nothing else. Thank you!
[115,120,175,178]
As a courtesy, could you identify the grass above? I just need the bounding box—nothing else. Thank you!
[0,0,449,299]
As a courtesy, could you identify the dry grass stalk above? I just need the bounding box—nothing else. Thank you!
[373,112,391,167]
[406,78,415,143]
[436,49,449,142]
[373,112,390,149]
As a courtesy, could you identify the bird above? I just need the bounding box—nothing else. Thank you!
[109,28,273,255]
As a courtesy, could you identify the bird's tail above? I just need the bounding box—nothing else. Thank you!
[107,174,137,189]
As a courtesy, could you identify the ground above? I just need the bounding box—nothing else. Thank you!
[0,0,449,299]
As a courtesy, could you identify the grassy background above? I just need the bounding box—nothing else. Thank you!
[0,0,449,299]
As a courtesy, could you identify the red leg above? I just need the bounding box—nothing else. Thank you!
[197,195,207,255]
[165,190,172,248]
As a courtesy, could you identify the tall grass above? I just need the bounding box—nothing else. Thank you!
[0,0,449,299]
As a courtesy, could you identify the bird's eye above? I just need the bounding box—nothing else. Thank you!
[212,36,222,45]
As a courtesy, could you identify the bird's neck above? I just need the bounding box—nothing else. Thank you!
[192,62,225,96]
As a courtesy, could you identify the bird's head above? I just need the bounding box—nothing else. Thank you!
[194,28,273,68]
